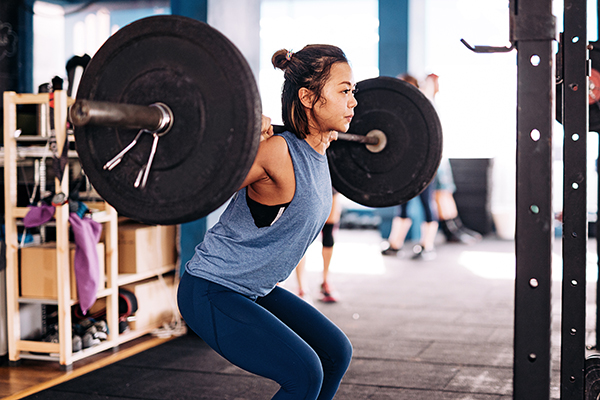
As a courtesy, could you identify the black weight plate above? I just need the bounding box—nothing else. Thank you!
[328,76,443,207]
[74,15,261,225]
[585,354,600,400]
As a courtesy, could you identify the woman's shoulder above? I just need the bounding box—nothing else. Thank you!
[255,134,291,167]
[263,134,289,152]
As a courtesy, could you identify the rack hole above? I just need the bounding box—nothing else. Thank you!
[528,353,537,362]
[572,182,579,189]
[570,328,577,335]
[530,129,541,141]
[570,83,579,91]
[571,279,578,286]
[529,278,539,288]
[572,231,578,238]
[570,375,576,383]
[572,133,580,141]
[572,36,580,43]
[530,205,540,214]
[530,55,541,66]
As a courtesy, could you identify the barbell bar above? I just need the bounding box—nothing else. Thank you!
[70,99,383,148]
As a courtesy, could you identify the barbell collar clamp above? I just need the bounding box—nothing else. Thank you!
[149,102,174,136]
[365,130,387,153]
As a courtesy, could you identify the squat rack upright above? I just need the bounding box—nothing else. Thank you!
[466,0,589,399]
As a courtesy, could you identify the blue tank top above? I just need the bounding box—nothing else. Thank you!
[185,131,332,299]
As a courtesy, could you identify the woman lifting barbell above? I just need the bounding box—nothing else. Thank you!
[177,45,356,400]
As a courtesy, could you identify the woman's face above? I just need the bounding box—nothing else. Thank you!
[312,62,358,135]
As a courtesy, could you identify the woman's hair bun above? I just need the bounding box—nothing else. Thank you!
[272,49,291,70]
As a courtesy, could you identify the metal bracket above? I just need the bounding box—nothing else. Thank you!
[460,38,515,54]
[461,0,555,55]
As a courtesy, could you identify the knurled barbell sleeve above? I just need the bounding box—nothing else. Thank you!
[70,100,171,133]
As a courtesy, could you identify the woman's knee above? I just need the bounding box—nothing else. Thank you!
[279,356,324,399]
[176,272,193,319]
[332,333,353,373]
[342,335,353,364]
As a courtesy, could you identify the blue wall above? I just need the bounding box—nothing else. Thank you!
[378,0,409,78]
[169,0,209,274]
[170,0,207,21]
[378,0,422,239]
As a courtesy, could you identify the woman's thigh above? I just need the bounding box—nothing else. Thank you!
[257,286,352,359]
[257,286,353,397]
[178,272,324,399]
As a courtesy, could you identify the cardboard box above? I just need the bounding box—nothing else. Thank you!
[118,223,177,274]
[123,274,176,331]
[20,242,105,300]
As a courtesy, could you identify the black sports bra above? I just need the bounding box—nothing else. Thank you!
[246,191,291,228]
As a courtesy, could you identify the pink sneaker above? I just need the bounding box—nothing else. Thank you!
[320,283,338,303]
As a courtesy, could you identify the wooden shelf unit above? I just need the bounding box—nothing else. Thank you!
[3,91,176,368]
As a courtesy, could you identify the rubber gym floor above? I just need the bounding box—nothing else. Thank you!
[25,228,595,399]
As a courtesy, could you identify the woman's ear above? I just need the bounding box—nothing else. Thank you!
[298,87,315,109]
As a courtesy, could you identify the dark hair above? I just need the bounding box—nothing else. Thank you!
[399,73,419,88]
[272,45,349,139]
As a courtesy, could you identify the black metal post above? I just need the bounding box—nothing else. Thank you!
[597,161,600,358]
[512,0,555,398]
[560,0,588,398]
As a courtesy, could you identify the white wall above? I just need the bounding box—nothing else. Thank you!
[208,0,261,80]
[259,0,379,124]
[407,0,426,77]
[32,2,65,91]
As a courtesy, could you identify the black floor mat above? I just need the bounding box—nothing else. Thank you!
[24,333,278,400]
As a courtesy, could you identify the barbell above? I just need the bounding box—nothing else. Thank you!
[70,99,384,149]
[70,15,443,225]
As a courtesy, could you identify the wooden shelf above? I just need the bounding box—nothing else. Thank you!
[3,91,178,368]
[118,266,176,286]
[17,267,176,305]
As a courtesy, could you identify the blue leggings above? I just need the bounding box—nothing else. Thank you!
[177,271,353,400]
[398,183,436,222]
